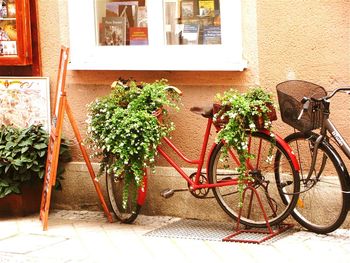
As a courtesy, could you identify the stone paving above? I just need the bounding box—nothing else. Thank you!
[0,210,350,262]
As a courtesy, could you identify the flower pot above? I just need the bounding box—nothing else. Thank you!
[152,107,163,123]
[212,103,230,129]
[0,180,43,217]
[213,103,277,130]
[253,103,277,129]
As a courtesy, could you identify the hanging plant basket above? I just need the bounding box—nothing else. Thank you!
[213,102,277,130]
[86,79,181,206]
[213,87,277,205]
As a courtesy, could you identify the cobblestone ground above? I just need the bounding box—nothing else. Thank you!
[0,210,349,262]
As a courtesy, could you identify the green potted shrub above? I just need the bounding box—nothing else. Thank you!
[0,124,70,215]
[214,87,277,204]
[86,79,180,207]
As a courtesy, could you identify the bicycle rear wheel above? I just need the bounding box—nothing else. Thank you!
[105,157,142,223]
[282,132,348,234]
[208,131,300,228]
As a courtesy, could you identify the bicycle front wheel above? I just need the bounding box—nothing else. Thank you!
[106,157,142,223]
[283,132,348,234]
[208,131,300,228]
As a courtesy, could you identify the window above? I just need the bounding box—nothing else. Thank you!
[68,0,246,70]
[96,1,148,46]
[0,0,17,55]
[164,0,221,45]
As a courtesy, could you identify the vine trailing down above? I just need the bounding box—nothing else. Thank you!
[214,87,277,206]
[86,79,181,207]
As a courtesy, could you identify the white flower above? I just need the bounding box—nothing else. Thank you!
[266,155,273,164]
[241,142,248,150]
[229,112,237,119]
[264,121,272,128]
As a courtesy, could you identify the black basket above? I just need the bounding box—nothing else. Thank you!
[276,80,327,132]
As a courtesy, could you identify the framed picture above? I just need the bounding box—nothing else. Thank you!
[0,77,50,131]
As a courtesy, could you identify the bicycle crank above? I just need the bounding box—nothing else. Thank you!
[188,172,210,198]
[160,188,188,198]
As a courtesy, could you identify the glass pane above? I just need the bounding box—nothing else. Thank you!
[0,0,17,55]
[164,0,221,45]
[95,0,148,46]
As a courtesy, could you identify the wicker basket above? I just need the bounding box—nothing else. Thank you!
[276,80,327,132]
[152,108,163,123]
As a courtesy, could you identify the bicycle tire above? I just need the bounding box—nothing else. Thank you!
[105,156,142,224]
[281,132,348,234]
[208,131,300,228]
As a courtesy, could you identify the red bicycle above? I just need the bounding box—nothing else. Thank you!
[106,88,300,228]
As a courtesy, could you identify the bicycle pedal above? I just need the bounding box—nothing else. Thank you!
[160,188,175,199]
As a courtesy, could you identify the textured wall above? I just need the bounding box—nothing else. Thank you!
[257,0,350,139]
[36,1,350,221]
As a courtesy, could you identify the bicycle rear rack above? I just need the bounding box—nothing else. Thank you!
[222,186,293,244]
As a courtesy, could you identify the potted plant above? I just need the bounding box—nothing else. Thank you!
[0,124,70,215]
[213,87,277,204]
[86,79,180,207]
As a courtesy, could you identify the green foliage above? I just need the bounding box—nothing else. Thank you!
[215,87,276,205]
[86,79,180,207]
[0,124,71,198]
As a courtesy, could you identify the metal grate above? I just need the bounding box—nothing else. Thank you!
[144,219,293,244]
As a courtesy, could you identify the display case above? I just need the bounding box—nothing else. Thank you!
[68,0,246,70]
[0,0,32,65]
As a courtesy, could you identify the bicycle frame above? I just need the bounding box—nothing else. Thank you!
[156,117,299,192]
[136,113,299,206]
[302,88,350,187]
[324,119,350,157]
[308,118,350,190]
[157,118,235,191]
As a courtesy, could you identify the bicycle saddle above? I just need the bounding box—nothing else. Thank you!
[190,106,213,118]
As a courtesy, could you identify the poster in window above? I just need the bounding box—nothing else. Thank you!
[137,6,147,27]
[198,0,215,16]
[182,23,199,45]
[181,1,194,18]
[203,25,221,44]
[129,27,148,45]
[106,1,138,28]
[0,19,16,41]
[102,17,126,46]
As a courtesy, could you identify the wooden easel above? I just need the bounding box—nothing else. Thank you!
[40,46,113,230]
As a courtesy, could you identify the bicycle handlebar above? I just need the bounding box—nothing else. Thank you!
[298,87,350,120]
[310,87,350,102]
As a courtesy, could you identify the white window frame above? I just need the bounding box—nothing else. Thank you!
[67,0,247,71]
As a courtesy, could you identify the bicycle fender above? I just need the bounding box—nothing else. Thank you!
[206,143,219,174]
[321,139,350,192]
[260,129,300,171]
[137,172,148,206]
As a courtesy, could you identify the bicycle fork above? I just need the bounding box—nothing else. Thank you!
[306,134,325,181]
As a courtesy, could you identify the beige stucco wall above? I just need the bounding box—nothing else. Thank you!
[257,0,350,138]
[36,1,350,226]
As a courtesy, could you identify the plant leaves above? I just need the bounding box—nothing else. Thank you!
[33,143,47,150]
